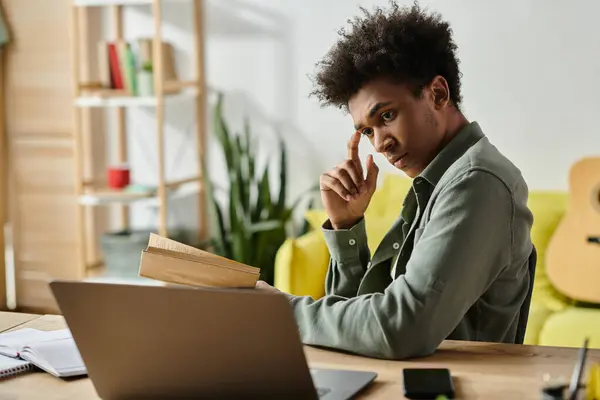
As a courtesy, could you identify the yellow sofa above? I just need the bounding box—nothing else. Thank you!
[274,173,600,349]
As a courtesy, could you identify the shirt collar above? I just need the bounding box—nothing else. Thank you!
[419,121,485,186]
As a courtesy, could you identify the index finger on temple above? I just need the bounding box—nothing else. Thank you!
[348,131,361,162]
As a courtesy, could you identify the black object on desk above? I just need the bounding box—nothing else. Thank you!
[402,368,455,399]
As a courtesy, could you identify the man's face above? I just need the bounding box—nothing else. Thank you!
[348,78,447,178]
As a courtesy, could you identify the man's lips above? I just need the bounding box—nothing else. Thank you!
[389,154,408,169]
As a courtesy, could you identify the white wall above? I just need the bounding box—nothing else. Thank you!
[108,0,600,233]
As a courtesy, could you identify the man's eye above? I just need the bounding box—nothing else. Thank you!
[361,128,374,136]
[381,110,396,121]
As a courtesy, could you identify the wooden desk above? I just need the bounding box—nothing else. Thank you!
[0,311,39,332]
[1,312,598,399]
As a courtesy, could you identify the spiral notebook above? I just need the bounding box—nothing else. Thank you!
[0,355,34,379]
[0,328,87,379]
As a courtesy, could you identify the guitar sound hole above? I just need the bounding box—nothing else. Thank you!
[592,183,600,214]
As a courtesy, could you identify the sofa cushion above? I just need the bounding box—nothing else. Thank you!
[538,307,600,349]
[273,230,330,298]
[523,301,554,345]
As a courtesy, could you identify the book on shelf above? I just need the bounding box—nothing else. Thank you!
[97,40,111,89]
[94,38,178,97]
[138,233,261,289]
[0,328,87,379]
[117,40,137,95]
[138,38,177,81]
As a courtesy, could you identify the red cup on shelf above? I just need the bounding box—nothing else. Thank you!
[107,165,130,190]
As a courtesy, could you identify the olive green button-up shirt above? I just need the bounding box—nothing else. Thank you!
[286,121,534,360]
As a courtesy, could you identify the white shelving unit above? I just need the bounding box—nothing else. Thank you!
[74,0,188,6]
[78,189,157,206]
[75,88,196,108]
[70,0,208,276]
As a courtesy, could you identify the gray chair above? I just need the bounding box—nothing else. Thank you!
[515,245,537,344]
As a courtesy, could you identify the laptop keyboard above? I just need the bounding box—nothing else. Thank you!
[316,387,331,397]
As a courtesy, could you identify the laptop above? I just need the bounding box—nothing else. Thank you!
[49,280,377,399]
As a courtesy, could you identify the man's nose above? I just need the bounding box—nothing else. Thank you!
[373,131,393,153]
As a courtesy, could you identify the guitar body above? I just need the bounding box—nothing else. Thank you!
[546,157,600,304]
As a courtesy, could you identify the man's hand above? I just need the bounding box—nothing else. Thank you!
[255,280,282,294]
[320,131,379,230]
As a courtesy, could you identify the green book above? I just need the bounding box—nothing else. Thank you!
[118,41,137,96]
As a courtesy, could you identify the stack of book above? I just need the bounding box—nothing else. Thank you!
[95,38,177,97]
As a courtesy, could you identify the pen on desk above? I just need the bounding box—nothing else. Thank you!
[567,337,589,400]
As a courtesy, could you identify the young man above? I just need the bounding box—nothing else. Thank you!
[257,2,534,360]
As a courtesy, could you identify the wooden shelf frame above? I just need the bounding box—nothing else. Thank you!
[70,0,208,276]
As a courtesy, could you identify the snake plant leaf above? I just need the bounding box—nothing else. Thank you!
[242,117,255,181]
[229,175,240,234]
[229,179,250,263]
[253,226,286,283]
[258,164,272,221]
[243,116,251,155]
[213,93,234,170]
[231,229,247,264]
[231,134,241,172]
[212,197,232,258]
[234,162,250,215]
[238,134,248,181]
[253,231,267,275]
[248,153,256,185]
[246,220,286,268]
[247,220,284,234]
[274,135,287,219]
[200,156,229,257]
[279,208,293,223]
[234,136,251,214]
[251,163,271,222]
[229,145,248,214]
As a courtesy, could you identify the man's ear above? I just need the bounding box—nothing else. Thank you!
[429,76,450,109]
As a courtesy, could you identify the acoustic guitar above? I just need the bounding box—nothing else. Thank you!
[546,157,600,304]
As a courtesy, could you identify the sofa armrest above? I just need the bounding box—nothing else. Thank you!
[274,230,330,298]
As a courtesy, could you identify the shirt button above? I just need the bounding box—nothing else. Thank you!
[393,242,400,250]
[349,239,356,246]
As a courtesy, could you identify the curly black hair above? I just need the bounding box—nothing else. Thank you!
[310,1,462,111]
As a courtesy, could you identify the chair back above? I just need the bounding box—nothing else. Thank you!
[515,245,537,344]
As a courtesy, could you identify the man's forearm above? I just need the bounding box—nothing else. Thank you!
[287,282,438,360]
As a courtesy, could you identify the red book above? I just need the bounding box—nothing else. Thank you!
[108,42,124,90]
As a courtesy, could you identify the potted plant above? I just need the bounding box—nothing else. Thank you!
[203,93,316,285]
